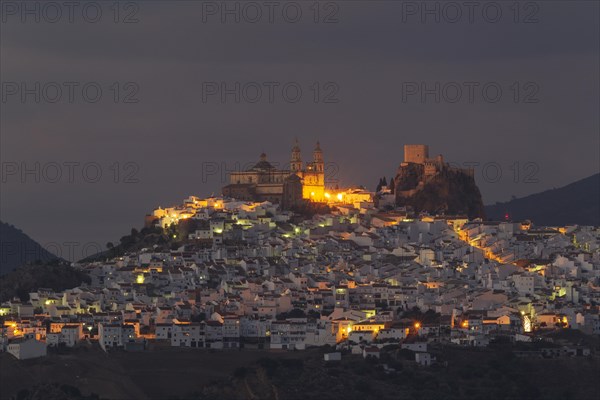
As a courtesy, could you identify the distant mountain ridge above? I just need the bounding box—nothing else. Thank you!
[485,173,600,226]
[0,221,60,275]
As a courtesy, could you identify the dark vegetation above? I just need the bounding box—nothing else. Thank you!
[13,383,101,400]
[83,223,192,263]
[179,344,600,400]
[0,260,90,302]
[1,336,599,400]
[290,202,332,221]
[399,306,441,323]
[276,308,321,320]
[85,226,167,262]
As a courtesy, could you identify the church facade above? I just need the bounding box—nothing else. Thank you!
[222,141,326,208]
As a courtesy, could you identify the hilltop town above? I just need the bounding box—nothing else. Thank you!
[1,145,599,394]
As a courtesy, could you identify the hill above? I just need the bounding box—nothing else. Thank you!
[485,173,600,226]
[0,260,91,302]
[0,221,60,275]
[79,224,185,263]
[394,164,485,219]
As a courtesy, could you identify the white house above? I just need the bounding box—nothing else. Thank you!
[204,320,224,349]
[171,321,204,348]
[324,352,342,361]
[98,323,136,351]
[363,346,380,359]
[46,333,61,347]
[60,325,84,347]
[401,342,428,352]
[155,323,173,340]
[377,328,409,341]
[415,352,433,366]
[7,339,47,360]
[222,317,241,349]
[348,330,375,344]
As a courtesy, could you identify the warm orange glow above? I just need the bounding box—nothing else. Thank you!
[414,322,421,329]
[523,315,532,333]
[461,321,469,329]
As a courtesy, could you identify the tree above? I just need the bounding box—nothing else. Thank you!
[376,177,384,192]
[389,177,395,193]
[288,308,306,318]
[191,312,206,322]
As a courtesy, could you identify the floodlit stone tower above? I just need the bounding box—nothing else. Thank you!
[404,144,429,164]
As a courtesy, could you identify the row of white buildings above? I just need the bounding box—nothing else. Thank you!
[2,195,599,359]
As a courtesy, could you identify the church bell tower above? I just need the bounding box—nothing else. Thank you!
[313,141,324,173]
[290,139,302,172]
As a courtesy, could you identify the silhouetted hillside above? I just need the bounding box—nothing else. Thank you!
[0,221,60,275]
[485,174,600,226]
[0,260,91,302]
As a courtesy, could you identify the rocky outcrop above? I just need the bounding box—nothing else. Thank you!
[394,164,485,219]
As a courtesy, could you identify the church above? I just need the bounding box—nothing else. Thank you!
[222,140,326,208]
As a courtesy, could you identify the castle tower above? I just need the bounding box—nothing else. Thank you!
[404,144,429,164]
[290,139,302,172]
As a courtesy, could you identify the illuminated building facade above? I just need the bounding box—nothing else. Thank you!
[222,140,325,206]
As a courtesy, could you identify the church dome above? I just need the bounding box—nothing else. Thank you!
[251,153,275,171]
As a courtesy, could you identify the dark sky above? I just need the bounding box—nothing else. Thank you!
[1,0,598,260]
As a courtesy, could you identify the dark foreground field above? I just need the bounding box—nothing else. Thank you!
[1,342,599,400]
[0,345,314,400]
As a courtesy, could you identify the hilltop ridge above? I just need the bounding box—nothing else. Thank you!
[390,145,485,219]
[485,173,600,226]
